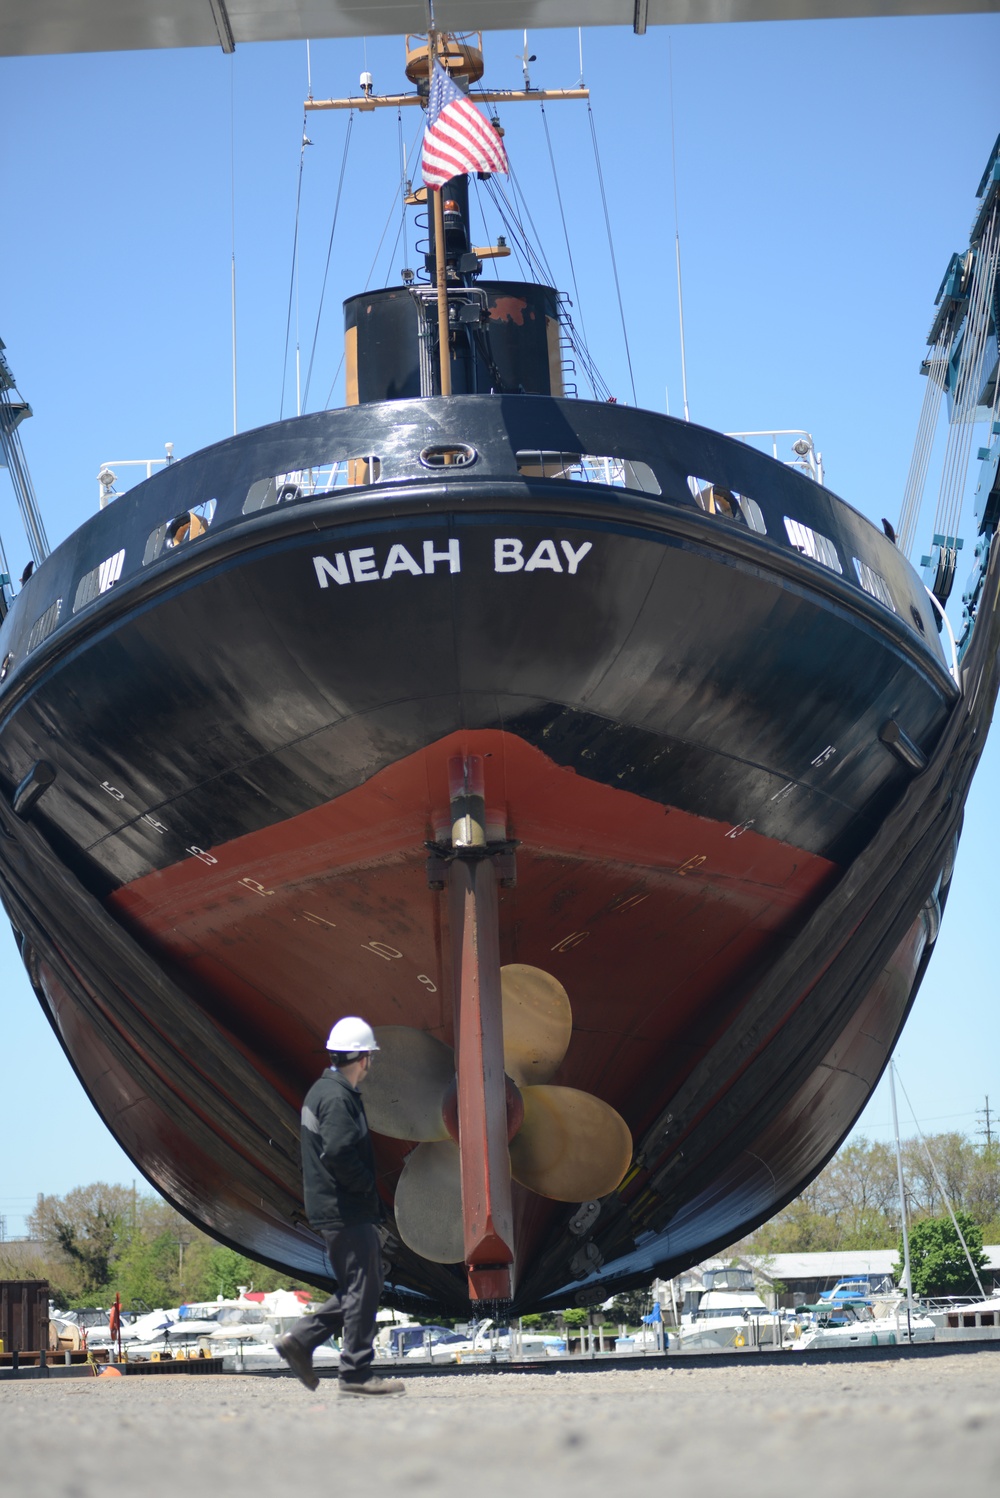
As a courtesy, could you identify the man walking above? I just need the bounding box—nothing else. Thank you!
[275,1016,404,1396]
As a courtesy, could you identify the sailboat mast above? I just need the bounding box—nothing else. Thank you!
[890,1060,915,1342]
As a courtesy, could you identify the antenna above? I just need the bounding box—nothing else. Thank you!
[520,32,536,91]
[667,39,690,423]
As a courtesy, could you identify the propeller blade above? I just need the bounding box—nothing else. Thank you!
[393,1140,465,1264]
[360,1026,454,1142]
[508,1085,633,1202]
[500,964,573,1087]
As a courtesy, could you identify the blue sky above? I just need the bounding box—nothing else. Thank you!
[1,15,998,1238]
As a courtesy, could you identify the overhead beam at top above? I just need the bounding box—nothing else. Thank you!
[1,0,996,60]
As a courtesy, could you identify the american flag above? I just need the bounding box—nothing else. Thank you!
[422,61,509,190]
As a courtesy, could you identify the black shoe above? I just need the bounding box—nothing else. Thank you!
[274,1334,319,1391]
[338,1375,405,1396]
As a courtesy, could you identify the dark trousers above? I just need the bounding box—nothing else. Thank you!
[289,1222,384,1382]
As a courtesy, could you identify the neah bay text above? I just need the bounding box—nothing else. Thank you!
[312,537,593,587]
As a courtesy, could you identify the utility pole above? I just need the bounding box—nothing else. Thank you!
[978,1095,994,1148]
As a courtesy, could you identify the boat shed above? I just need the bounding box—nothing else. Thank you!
[654,1247,1000,1314]
[750,1248,1000,1307]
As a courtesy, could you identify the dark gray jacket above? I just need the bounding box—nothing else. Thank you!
[300,1068,381,1231]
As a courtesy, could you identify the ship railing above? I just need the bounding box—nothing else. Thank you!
[726,429,824,487]
[98,446,174,507]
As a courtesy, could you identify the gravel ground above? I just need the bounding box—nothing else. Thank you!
[2,1351,998,1497]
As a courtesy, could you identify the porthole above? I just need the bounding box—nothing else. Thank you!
[0,653,12,681]
[419,444,478,469]
[910,605,926,635]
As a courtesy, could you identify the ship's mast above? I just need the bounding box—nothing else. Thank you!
[308,31,587,402]
[428,26,452,398]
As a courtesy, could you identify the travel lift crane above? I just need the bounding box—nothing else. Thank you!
[898,134,1000,652]
[0,338,50,621]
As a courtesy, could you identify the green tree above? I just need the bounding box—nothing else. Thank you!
[28,1184,134,1299]
[609,1289,653,1326]
[112,1231,183,1309]
[895,1211,988,1296]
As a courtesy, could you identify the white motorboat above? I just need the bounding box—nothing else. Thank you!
[670,1268,782,1352]
[794,1300,935,1350]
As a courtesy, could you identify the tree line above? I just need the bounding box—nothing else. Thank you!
[0,1184,324,1309]
[733,1131,1000,1257]
[5,1128,996,1309]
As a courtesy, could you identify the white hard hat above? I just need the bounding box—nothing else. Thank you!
[325,1016,380,1053]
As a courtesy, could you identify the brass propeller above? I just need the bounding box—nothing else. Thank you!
[508,1085,634,1201]
[361,965,632,1262]
[499,963,573,1087]
[393,1140,464,1264]
[359,1026,453,1142]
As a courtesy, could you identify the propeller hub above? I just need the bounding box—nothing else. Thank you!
[442,1072,524,1144]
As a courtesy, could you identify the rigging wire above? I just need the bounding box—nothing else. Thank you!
[397,109,410,273]
[470,176,502,280]
[482,173,611,401]
[587,100,637,405]
[896,1066,988,1300]
[319,183,407,411]
[279,114,310,419]
[504,160,559,286]
[479,177,533,282]
[302,112,355,412]
[229,55,238,434]
[539,101,591,353]
[668,39,690,423]
[485,172,555,287]
[320,114,423,409]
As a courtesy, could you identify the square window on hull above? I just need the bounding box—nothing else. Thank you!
[26,598,62,652]
[853,557,896,612]
[688,476,767,533]
[516,451,660,494]
[783,516,843,574]
[74,549,126,612]
[242,458,382,513]
[144,499,217,565]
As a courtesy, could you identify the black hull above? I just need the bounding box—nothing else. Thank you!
[0,396,992,1311]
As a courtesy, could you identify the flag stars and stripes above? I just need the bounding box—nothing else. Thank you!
[422,60,509,189]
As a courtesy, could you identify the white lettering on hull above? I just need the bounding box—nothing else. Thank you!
[312,537,593,588]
